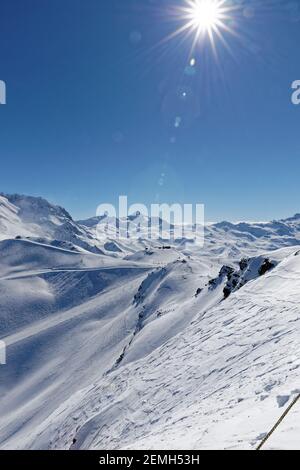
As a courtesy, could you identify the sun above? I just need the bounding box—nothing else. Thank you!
[167,0,237,55]
[188,0,223,34]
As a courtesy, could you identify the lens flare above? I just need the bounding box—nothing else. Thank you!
[188,0,223,33]
[167,0,238,56]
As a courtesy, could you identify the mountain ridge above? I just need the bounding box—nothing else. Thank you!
[1,192,300,449]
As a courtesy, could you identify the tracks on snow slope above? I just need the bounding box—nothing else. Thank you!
[2,265,152,348]
[107,266,169,372]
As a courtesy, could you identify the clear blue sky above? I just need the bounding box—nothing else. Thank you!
[0,0,299,221]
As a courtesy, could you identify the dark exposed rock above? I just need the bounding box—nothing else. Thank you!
[258,259,275,276]
[219,266,235,277]
[195,288,202,298]
[223,287,231,299]
[208,266,234,292]
[239,258,249,271]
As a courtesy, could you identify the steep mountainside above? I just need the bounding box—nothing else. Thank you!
[55,249,300,450]
[0,194,102,253]
[0,194,300,450]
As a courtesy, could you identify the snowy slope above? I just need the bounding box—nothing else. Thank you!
[0,194,102,254]
[41,248,300,450]
[1,243,300,449]
[0,195,33,240]
[1,194,300,450]
[0,236,214,449]
[263,395,300,450]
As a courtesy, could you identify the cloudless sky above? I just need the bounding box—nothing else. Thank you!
[0,0,300,221]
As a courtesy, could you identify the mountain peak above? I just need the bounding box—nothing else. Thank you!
[1,193,73,221]
[282,213,300,223]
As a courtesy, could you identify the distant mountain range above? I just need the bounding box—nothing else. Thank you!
[1,193,299,260]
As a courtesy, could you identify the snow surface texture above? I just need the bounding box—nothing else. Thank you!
[0,194,300,450]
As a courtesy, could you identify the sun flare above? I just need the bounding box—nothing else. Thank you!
[169,0,237,55]
[189,0,223,33]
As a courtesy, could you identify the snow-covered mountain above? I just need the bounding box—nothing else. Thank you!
[204,215,300,259]
[0,194,102,254]
[1,193,300,259]
[0,194,300,450]
[79,209,300,260]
